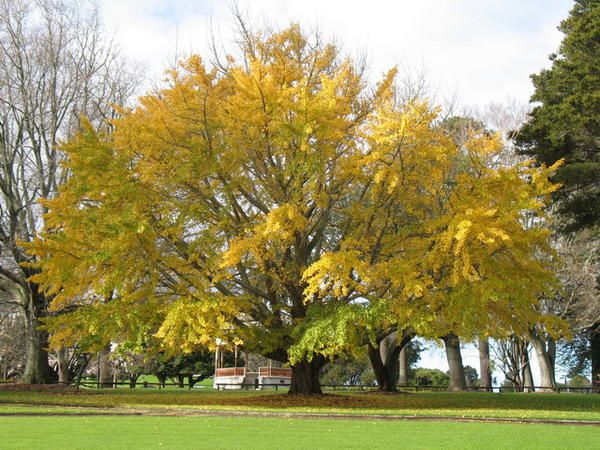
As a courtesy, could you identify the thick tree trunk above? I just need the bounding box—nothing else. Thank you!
[368,342,398,392]
[288,355,326,395]
[523,350,535,392]
[380,333,399,390]
[368,332,413,392]
[73,354,90,388]
[548,338,556,373]
[21,290,54,384]
[398,346,409,386]
[98,350,113,388]
[56,347,70,385]
[591,322,600,388]
[530,338,556,390]
[22,317,53,384]
[443,334,467,391]
[478,338,492,391]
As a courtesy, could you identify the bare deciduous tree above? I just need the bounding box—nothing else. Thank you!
[0,301,26,379]
[554,233,600,386]
[492,336,534,391]
[0,0,139,383]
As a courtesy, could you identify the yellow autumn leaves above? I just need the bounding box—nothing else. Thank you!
[26,24,561,360]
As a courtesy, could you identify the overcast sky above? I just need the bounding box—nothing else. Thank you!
[99,0,574,383]
[102,0,572,109]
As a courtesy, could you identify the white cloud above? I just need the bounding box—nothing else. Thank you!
[102,0,571,106]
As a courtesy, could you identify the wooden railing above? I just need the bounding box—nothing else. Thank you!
[215,367,246,377]
[259,367,292,378]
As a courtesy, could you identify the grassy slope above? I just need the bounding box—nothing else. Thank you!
[1,390,599,421]
[1,416,599,450]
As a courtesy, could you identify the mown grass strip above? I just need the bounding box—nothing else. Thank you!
[1,415,599,449]
[3,403,600,425]
[1,390,599,421]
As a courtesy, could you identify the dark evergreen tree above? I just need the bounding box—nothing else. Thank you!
[516,0,600,232]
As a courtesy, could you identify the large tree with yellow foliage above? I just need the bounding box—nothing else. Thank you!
[29,25,560,394]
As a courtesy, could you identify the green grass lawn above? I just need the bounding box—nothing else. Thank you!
[1,389,599,421]
[79,375,214,389]
[1,390,598,449]
[1,415,598,449]
[0,405,115,414]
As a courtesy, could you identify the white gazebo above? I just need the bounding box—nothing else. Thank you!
[213,339,292,390]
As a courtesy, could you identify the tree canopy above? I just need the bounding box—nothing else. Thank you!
[28,24,561,394]
[516,0,600,232]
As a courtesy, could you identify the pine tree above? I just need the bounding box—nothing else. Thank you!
[517,0,600,232]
